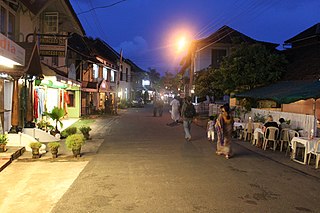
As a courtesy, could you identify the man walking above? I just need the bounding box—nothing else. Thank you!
[181,96,196,141]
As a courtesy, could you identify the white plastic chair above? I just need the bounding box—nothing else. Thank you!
[286,130,300,156]
[243,122,253,142]
[262,126,279,151]
[307,140,320,169]
[279,128,290,152]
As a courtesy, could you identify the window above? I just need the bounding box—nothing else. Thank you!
[110,70,115,82]
[0,4,16,40]
[67,91,75,107]
[120,71,123,81]
[0,6,7,35]
[103,67,107,80]
[8,11,14,40]
[126,68,128,82]
[93,64,99,79]
[43,12,58,33]
[211,49,227,68]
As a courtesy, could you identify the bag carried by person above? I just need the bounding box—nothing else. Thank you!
[184,103,196,118]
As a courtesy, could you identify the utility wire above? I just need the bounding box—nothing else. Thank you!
[77,0,128,15]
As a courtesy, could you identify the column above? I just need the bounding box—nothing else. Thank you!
[9,77,20,133]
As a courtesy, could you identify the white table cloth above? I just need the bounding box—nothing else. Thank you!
[290,137,320,164]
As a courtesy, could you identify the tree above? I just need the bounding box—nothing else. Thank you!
[194,69,223,100]
[215,43,287,94]
[160,71,182,94]
[148,68,161,91]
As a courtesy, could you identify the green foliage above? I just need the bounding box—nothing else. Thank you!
[160,71,182,94]
[48,142,60,150]
[211,43,287,95]
[44,107,65,131]
[36,120,54,131]
[194,69,223,100]
[65,134,85,150]
[0,134,8,145]
[253,113,266,123]
[79,126,91,134]
[66,127,78,135]
[61,127,77,138]
[29,142,42,149]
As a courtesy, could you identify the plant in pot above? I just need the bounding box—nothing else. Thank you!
[65,134,85,157]
[29,142,42,159]
[44,107,65,136]
[48,142,60,158]
[79,126,92,140]
[0,133,8,152]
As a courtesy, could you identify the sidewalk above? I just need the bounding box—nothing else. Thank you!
[194,116,320,179]
[0,118,79,172]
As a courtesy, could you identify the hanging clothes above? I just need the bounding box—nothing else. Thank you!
[34,89,39,119]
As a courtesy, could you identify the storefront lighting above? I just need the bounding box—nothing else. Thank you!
[60,80,66,84]
[0,73,9,78]
[68,80,72,85]
[0,55,21,68]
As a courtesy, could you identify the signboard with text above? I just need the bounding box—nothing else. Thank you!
[0,33,25,66]
[39,36,67,57]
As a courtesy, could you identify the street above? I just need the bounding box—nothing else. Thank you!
[50,105,320,213]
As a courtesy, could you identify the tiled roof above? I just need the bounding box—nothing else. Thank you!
[285,23,320,44]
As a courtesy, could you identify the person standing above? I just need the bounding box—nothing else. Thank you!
[181,96,196,141]
[215,104,234,159]
[207,115,217,142]
[170,97,181,123]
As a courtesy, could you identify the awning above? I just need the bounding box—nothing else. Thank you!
[234,80,320,104]
[0,42,42,77]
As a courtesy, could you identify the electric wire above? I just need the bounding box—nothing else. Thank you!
[77,0,128,15]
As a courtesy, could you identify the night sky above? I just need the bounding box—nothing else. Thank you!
[70,0,320,75]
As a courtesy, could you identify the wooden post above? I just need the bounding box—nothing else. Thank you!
[9,77,20,133]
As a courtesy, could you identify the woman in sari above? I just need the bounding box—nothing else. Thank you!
[215,104,234,159]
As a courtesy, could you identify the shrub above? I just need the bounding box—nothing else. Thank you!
[48,142,60,150]
[29,142,42,149]
[65,134,85,150]
[61,127,77,138]
[79,126,91,134]
[0,134,8,145]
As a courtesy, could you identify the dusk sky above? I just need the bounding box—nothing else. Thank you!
[70,0,320,75]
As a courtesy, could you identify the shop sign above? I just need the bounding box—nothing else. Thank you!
[0,33,25,66]
[39,36,66,57]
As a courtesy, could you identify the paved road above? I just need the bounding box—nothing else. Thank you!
[50,105,320,213]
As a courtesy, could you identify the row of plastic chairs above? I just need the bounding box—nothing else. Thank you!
[241,124,320,168]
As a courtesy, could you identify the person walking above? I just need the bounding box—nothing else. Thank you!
[170,97,181,123]
[181,96,196,141]
[207,115,217,142]
[215,104,234,159]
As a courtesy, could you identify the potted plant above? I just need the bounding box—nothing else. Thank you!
[44,107,65,135]
[48,142,60,158]
[65,134,85,157]
[79,126,92,140]
[0,133,8,152]
[29,142,42,159]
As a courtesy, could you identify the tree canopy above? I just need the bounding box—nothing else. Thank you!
[194,43,288,98]
[217,43,287,93]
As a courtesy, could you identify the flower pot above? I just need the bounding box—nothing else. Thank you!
[32,148,41,159]
[0,144,7,152]
[83,133,90,140]
[72,148,81,157]
[50,148,59,158]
